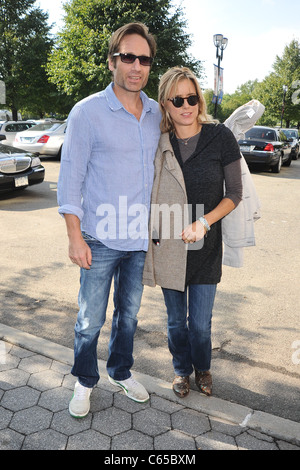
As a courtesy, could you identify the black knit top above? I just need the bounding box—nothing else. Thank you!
[170,123,242,285]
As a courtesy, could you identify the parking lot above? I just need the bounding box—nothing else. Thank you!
[0,158,300,422]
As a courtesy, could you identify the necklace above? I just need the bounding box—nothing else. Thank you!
[178,136,193,146]
[176,127,201,146]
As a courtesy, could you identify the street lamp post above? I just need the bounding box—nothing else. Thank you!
[213,34,228,119]
[280,85,288,127]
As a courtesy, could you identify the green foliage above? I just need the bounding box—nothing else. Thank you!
[0,0,59,118]
[2,0,298,123]
[222,81,260,122]
[205,80,261,123]
[202,89,215,119]
[256,40,300,127]
[212,40,300,127]
[47,0,204,101]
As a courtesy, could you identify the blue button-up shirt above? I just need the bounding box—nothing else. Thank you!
[57,82,161,251]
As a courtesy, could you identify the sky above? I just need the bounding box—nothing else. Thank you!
[36,0,300,94]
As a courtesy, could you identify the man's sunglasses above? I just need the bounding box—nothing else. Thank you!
[168,95,200,108]
[113,53,153,66]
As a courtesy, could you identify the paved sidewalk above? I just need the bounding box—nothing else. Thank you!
[1,324,300,451]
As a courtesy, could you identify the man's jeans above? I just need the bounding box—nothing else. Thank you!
[162,284,217,377]
[71,234,146,388]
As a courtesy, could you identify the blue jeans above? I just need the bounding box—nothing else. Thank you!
[71,234,146,388]
[162,284,217,377]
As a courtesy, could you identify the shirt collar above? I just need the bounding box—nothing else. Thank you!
[105,82,155,114]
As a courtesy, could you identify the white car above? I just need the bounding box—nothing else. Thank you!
[13,121,67,159]
[0,121,36,145]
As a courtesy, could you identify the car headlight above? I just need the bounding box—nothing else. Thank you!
[31,156,41,167]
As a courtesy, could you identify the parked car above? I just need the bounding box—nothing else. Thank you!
[13,121,67,159]
[238,126,292,173]
[280,128,299,160]
[0,137,45,193]
[0,121,36,145]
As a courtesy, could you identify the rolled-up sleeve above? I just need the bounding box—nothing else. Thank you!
[224,159,243,207]
[57,84,161,251]
[221,125,243,208]
[57,105,93,220]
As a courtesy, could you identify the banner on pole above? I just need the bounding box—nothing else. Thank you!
[213,64,218,96]
[212,65,224,104]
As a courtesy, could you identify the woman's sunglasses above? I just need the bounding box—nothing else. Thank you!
[168,95,199,108]
[113,53,153,66]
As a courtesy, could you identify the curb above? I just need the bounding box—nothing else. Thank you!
[1,322,300,446]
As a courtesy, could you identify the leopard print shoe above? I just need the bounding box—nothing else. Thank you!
[172,375,190,398]
[195,370,212,396]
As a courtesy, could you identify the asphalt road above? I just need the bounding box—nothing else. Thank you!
[1,157,300,422]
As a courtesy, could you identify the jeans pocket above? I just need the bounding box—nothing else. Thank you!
[82,231,97,242]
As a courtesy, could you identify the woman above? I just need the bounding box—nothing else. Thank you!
[143,67,242,398]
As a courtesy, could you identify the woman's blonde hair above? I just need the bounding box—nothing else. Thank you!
[158,67,213,133]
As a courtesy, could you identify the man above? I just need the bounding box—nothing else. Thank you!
[57,23,161,418]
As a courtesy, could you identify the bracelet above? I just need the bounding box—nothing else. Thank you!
[198,216,210,232]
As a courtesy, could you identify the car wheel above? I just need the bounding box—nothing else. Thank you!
[271,154,282,173]
[283,154,292,166]
[56,146,62,161]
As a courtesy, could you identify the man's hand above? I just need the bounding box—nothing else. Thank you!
[64,214,92,269]
[69,237,92,269]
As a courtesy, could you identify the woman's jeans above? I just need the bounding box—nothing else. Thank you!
[71,235,146,388]
[162,284,217,377]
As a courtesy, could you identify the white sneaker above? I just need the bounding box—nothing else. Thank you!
[108,374,149,403]
[69,381,92,418]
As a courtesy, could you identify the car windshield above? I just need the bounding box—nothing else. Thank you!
[26,122,63,132]
[281,129,298,139]
[245,128,276,140]
[0,143,30,155]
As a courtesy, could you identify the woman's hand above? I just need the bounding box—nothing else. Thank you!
[181,220,206,244]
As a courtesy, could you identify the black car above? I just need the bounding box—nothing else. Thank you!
[280,128,299,160]
[0,138,45,193]
[238,126,292,173]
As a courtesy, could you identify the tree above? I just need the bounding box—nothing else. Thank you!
[203,89,215,119]
[206,40,300,127]
[47,0,204,101]
[204,80,260,123]
[223,81,260,119]
[0,0,56,119]
[255,40,300,127]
